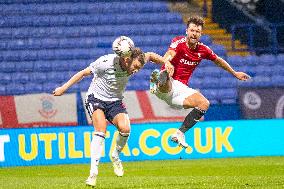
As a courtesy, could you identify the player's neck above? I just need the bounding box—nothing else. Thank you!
[187,42,197,49]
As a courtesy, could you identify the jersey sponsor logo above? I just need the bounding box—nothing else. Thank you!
[170,37,186,49]
[180,58,199,66]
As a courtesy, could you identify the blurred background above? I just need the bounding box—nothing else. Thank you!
[0,0,284,168]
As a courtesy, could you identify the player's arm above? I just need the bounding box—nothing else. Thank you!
[163,49,176,62]
[145,52,174,76]
[213,57,251,81]
[53,67,92,96]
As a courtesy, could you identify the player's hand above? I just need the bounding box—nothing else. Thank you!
[53,86,65,96]
[165,61,174,77]
[234,72,251,81]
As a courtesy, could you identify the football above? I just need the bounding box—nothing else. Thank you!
[112,36,135,57]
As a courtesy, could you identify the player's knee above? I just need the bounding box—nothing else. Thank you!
[199,98,210,111]
[118,123,131,134]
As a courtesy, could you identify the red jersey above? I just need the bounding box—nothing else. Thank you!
[162,36,217,85]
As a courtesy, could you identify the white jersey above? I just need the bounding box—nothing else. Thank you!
[86,54,130,101]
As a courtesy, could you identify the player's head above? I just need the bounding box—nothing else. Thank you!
[186,16,204,44]
[121,47,145,75]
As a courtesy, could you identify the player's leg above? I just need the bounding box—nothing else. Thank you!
[180,91,209,133]
[106,101,129,177]
[171,91,209,148]
[165,80,208,148]
[112,113,130,157]
[85,95,108,187]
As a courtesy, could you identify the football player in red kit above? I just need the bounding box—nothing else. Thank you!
[150,16,251,148]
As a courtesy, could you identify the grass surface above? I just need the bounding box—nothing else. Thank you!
[1,156,284,189]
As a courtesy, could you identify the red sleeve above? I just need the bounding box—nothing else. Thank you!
[168,36,183,52]
[204,46,217,61]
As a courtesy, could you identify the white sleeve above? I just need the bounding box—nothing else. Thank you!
[89,55,106,75]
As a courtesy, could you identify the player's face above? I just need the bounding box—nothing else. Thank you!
[127,58,143,75]
[186,23,202,44]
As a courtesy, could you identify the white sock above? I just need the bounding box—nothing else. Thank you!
[90,131,105,176]
[112,132,129,160]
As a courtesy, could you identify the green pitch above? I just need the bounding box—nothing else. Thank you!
[1,156,284,189]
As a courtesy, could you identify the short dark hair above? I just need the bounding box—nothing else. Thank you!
[187,15,205,28]
[131,47,145,65]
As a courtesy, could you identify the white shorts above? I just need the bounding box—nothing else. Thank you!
[154,79,197,109]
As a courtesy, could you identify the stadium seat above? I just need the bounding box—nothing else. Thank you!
[209,44,227,57]
[254,65,273,76]
[49,72,67,83]
[34,61,52,72]
[30,72,47,83]
[189,77,202,89]
[227,56,244,67]
[51,61,70,72]
[200,35,212,45]
[0,73,11,84]
[15,61,34,72]
[79,79,91,91]
[218,88,237,99]
[201,89,219,100]
[271,75,284,87]
[143,62,161,70]
[258,54,277,65]
[276,54,284,64]
[25,83,43,94]
[0,85,6,95]
[42,82,59,93]
[126,80,149,91]
[200,77,220,89]
[0,62,16,73]
[202,66,221,77]
[12,73,30,84]
[219,77,237,88]
[243,55,259,66]
[6,83,25,95]
[272,65,284,76]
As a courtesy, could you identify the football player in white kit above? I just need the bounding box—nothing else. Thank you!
[53,47,173,187]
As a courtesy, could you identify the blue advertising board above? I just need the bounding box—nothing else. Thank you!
[1,119,284,167]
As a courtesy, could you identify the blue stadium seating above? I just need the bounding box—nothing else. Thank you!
[0,73,11,84]
[271,75,284,87]
[0,85,6,95]
[243,55,259,66]
[15,61,34,72]
[258,54,277,65]
[219,77,237,88]
[200,77,220,89]
[272,65,284,76]
[30,72,47,84]
[126,79,149,91]
[227,56,244,67]
[6,83,25,95]
[0,2,169,15]
[25,83,43,94]
[0,61,16,72]
[42,82,59,93]
[1,0,284,106]
[209,44,227,57]
[12,73,29,84]
[276,54,284,64]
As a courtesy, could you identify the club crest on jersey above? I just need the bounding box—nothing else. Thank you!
[180,58,199,66]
